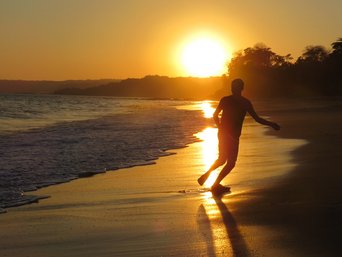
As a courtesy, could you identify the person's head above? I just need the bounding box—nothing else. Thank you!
[231,78,244,95]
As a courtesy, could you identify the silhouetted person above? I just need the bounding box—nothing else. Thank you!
[198,78,280,195]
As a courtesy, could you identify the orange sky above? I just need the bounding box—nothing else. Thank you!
[1,0,341,80]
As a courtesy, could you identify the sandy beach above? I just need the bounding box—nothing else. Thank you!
[1,1,342,256]
[1,99,342,257]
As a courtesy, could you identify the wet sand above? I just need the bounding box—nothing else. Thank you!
[1,99,341,257]
[236,101,342,256]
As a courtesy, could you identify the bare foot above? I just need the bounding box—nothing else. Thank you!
[211,184,230,196]
[197,174,208,186]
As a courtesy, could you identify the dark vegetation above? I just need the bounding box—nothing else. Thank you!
[228,38,342,98]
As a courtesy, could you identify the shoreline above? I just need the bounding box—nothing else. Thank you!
[0,138,211,257]
[0,144,194,214]
[1,100,341,256]
[0,98,209,213]
[0,122,307,257]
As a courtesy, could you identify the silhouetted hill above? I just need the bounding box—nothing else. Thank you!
[0,79,120,94]
[55,76,227,100]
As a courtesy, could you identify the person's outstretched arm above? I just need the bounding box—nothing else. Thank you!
[246,101,280,130]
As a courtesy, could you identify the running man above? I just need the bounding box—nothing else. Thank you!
[197,78,280,195]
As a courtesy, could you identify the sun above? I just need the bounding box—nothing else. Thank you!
[181,37,229,77]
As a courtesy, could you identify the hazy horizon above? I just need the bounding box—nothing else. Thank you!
[0,75,227,82]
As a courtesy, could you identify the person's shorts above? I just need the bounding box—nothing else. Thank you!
[218,130,239,163]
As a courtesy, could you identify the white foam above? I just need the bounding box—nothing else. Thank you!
[0,96,209,211]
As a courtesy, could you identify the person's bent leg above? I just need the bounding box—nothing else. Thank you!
[198,131,227,186]
[211,137,239,188]
[211,161,235,188]
[197,157,226,185]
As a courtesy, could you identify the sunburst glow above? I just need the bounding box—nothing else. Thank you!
[181,37,229,77]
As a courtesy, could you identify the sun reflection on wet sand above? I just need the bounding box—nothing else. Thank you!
[180,100,307,193]
[196,101,220,188]
[195,128,219,188]
[192,100,309,257]
[176,100,221,189]
[198,197,251,257]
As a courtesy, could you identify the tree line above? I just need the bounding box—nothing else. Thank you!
[226,38,342,97]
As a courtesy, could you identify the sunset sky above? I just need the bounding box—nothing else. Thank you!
[1,0,341,80]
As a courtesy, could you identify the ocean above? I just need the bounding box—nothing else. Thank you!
[0,94,210,212]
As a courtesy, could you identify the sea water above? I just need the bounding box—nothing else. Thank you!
[2,94,331,213]
[0,94,210,211]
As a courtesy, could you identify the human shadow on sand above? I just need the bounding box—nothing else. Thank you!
[197,197,250,257]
